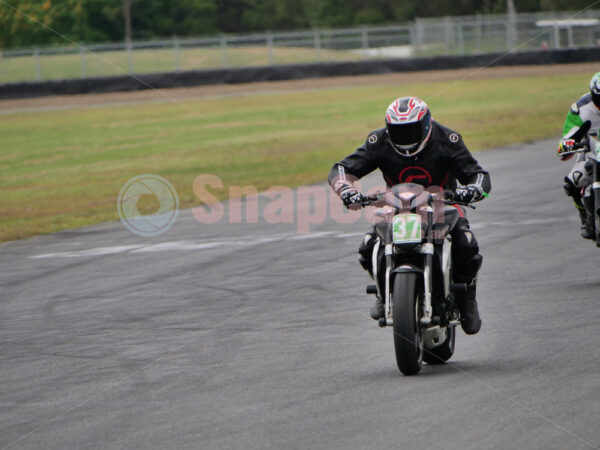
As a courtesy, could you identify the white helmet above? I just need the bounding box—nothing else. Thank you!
[385,96,432,157]
[590,72,600,108]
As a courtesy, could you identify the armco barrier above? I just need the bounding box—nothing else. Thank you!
[1,47,600,100]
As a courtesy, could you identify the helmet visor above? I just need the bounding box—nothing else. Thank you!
[387,110,431,149]
[387,122,424,147]
[592,92,600,109]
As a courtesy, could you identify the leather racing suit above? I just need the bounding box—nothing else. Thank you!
[328,121,491,292]
[559,93,600,237]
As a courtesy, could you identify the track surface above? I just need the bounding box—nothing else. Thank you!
[1,138,600,449]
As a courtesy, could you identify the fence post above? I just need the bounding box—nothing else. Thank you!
[267,31,274,65]
[220,35,228,67]
[126,40,133,73]
[553,23,560,49]
[475,14,482,54]
[506,15,516,50]
[567,25,574,48]
[457,22,465,55]
[361,26,369,59]
[444,16,453,52]
[80,43,87,78]
[409,23,416,52]
[173,37,181,71]
[313,28,321,62]
[34,46,41,81]
[414,18,423,50]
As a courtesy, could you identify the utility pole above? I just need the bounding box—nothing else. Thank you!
[507,0,517,50]
[123,0,133,72]
[123,0,132,43]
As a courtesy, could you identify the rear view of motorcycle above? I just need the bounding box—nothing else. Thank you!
[359,183,474,375]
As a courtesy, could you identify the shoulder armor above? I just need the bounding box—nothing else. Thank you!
[570,102,580,115]
[436,123,462,145]
[367,134,378,145]
[365,128,387,148]
[448,132,461,144]
[575,93,592,110]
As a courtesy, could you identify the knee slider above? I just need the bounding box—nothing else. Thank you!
[358,231,376,259]
[454,254,482,284]
[455,228,479,257]
[563,176,579,198]
[467,254,482,276]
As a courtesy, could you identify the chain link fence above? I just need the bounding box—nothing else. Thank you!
[1,10,600,84]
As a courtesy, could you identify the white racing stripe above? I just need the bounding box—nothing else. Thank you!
[28,232,358,259]
[30,245,144,259]
[28,218,572,260]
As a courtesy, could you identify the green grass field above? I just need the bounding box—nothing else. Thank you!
[0,46,360,83]
[0,70,591,242]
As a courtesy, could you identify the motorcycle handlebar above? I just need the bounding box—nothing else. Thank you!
[572,142,590,152]
[356,192,476,208]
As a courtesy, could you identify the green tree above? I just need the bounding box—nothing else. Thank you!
[4,0,600,49]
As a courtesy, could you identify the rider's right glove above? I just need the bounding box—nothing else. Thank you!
[557,139,576,161]
[455,184,484,203]
[339,184,364,209]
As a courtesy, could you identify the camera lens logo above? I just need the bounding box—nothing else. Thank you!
[117,174,179,237]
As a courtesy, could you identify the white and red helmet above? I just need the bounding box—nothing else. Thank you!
[385,96,432,157]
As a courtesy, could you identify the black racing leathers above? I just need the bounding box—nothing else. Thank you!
[330,121,491,286]
[328,122,491,193]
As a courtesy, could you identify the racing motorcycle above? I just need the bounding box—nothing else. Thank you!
[564,129,600,245]
[358,183,473,375]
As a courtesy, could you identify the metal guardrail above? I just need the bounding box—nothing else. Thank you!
[1,10,600,83]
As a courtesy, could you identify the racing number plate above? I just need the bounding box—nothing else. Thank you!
[393,214,422,244]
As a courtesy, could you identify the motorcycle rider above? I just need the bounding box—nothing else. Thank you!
[556,72,600,239]
[329,96,491,335]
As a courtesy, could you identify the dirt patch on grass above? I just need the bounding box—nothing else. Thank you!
[1,62,597,113]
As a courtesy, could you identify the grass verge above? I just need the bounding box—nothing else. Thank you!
[0,69,590,242]
[0,46,359,83]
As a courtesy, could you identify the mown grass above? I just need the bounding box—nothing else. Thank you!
[0,69,590,242]
[0,46,359,83]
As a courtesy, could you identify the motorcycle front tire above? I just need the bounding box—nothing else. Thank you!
[392,272,423,375]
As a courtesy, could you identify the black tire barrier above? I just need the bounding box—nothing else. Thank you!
[2,47,600,100]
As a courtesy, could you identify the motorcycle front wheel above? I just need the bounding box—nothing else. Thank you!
[392,272,423,375]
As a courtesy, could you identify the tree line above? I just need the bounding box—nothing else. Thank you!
[0,0,594,48]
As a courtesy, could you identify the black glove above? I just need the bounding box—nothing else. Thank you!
[455,184,484,203]
[340,185,364,209]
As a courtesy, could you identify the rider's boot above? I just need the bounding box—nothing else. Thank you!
[579,208,594,240]
[358,231,376,278]
[582,195,596,240]
[370,297,385,320]
[457,285,481,335]
[564,178,593,239]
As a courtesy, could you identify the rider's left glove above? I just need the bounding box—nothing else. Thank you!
[455,184,484,203]
[339,185,364,209]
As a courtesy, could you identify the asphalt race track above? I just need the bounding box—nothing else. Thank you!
[1,138,599,450]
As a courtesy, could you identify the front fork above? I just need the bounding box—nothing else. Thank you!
[381,203,435,327]
[421,205,434,326]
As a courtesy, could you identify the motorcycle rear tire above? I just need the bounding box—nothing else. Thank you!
[392,272,423,375]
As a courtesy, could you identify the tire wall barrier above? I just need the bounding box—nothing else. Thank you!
[2,47,600,100]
